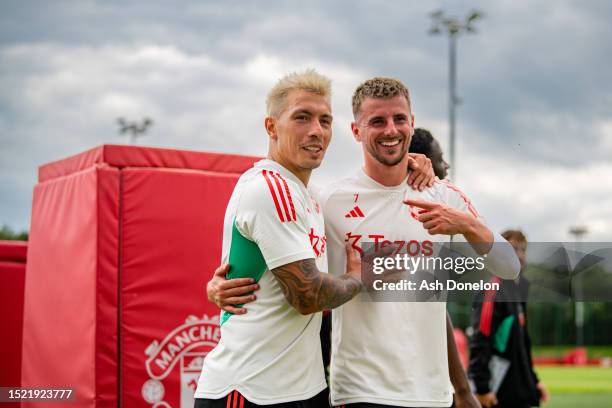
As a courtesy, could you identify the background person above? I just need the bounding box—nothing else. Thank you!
[409,127,450,180]
[469,229,549,408]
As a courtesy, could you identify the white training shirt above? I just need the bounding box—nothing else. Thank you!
[195,159,328,404]
[319,168,519,408]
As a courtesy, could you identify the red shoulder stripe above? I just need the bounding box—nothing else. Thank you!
[277,172,297,221]
[269,172,292,222]
[437,180,480,218]
[262,170,285,222]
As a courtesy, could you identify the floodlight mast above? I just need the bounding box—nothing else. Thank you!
[429,10,482,181]
[117,117,153,144]
[569,225,588,347]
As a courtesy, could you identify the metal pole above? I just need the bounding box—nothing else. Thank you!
[569,226,588,347]
[449,33,457,181]
[429,10,482,182]
[575,235,584,347]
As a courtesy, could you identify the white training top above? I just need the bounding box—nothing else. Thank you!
[319,169,519,408]
[195,159,328,404]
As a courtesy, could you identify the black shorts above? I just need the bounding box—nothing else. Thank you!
[336,403,447,408]
[195,389,329,408]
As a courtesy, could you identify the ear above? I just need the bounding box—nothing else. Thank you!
[351,122,361,142]
[265,117,277,140]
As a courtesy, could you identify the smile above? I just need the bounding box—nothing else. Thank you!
[377,138,402,147]
[302,145,323,153]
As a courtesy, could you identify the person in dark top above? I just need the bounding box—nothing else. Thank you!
[469,230,549,408]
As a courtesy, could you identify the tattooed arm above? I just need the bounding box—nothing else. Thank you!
[271,243,362,315]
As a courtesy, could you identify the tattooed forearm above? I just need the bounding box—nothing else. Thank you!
[271,258,362,315]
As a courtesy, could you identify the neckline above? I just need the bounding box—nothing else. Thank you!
[256,159,307,190]
[357,167,408,191]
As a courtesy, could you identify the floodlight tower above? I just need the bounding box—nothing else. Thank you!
[569,225,588,347]
[429,9,483,181]
[117,117,153,144]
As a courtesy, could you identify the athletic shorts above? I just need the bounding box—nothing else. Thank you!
[336,403,448,408]
[195,389,329,408]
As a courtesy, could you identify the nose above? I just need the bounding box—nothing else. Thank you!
[444,161,450,170]
[383,121,398,136]
[309,120,324,139]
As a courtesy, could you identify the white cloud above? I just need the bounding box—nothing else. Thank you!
[459,153,612,242]
[0,0,611,244]
[0,42,367,229]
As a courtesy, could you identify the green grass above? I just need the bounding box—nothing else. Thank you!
[532,345,612,359]
[499,348,612,407]
[534,367,612,408]
[536,366,612,393]
[544,394,612,408]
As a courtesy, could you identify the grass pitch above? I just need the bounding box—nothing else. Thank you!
[535,366,612,408]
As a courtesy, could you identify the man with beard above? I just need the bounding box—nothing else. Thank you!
[207,77,520,408]
[319,77,518,408]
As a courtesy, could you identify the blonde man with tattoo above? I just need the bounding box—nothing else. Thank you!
[194,69,365,408]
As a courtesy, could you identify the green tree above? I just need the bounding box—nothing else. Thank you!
[0,224,28,241]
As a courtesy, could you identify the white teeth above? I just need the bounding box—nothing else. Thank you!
[379,140,400,147]
[304,146,321,152]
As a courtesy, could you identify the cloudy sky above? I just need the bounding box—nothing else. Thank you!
[1,0,611,241]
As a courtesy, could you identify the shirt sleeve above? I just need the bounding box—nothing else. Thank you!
[442,182,520,279]
[234,172,315,270]
[439,181,481,220]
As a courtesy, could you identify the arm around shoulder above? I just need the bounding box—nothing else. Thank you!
[271,244,362,315]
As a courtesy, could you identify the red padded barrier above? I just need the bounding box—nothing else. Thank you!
[120,168,238,407]
[0,240,27,408]
[22,145,260,408]
[0,240,27,262]
[38,145,261,182]
[23,166,103,408]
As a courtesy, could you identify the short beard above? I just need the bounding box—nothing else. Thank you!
[366,143,408,167]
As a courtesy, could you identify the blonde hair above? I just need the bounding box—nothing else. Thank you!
[266,69,331,117]
[352,77,411,118]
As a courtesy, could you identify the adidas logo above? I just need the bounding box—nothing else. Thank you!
[345,205,365,218]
